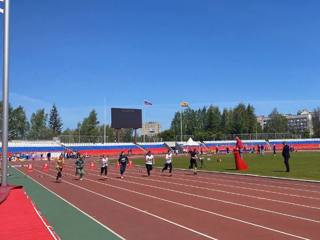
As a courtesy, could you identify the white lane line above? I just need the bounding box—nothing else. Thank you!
[30,168,218,240]
[101,166,320,210]
[165,165,320,188]
[158,168,320,195]
[54,169,312,240]
[128,168,320,201]
[14,168,125,240]
[28,194,60,240]
[61,165,320,224]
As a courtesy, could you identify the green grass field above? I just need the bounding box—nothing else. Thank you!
[132,151,320,181]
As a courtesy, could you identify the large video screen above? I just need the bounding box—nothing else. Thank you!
[111,108,142,129]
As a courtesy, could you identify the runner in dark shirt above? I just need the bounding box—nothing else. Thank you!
[189,148,198,175]
[118,151,129,179]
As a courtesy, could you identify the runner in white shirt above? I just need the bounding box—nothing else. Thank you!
[161,150,173,176]
[145,151,155,176]
[100,155,109,177]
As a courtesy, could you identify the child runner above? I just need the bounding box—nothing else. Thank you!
[100,155,108,178]
[145,151,155,176]
[56,155,64,182]
[118,152,129,179]
[75,155,85,180]
[189,148,198,175]
[161,150,173,176]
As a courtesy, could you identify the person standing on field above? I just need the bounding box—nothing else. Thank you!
[282,142,291,172]
[235,136,244,157]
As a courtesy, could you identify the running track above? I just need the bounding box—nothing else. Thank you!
[16,160,320,240]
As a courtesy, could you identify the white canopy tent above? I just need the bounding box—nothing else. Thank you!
[184,138,200,147]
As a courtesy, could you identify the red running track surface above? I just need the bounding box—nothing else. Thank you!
[15,160,320,240]
[0,186,58,240]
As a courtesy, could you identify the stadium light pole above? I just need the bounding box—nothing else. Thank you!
[1,0,10,187]
[180,102,189,142]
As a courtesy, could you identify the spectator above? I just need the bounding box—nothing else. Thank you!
[282,142,291,172]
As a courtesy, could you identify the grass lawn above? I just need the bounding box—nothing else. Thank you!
[131,151,320,181]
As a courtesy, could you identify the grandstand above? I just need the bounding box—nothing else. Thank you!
[1,141,64,159]
[1,139,319,159]
[203,138,320,152]
[137,142,169,154]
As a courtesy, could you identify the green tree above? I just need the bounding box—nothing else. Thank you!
[29,109,51,140]
[232,103,247,134]
[80,110,100,142]
[264,108,288,133]
[10,106,29,139]
[246,104,258,133]
[158,129,175,141]
[170,112,182,140]
[205,106,221,133]
[49,104,63,136]
[220,108,233,135]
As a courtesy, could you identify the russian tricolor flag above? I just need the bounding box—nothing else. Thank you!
[144,100,152,106]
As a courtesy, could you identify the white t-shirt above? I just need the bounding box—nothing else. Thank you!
[165,153,172,164]
[101,157,109,167]
[145,154,154,165]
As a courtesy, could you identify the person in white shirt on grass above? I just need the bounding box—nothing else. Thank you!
[162,150,173,176]
[145,151,155,176]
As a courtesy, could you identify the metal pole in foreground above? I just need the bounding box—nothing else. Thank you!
[1,0,10,187]
[180,110,183,142]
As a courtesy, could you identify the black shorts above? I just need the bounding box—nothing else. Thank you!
[189,158,198,169]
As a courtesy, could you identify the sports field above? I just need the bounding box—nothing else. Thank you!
[7,152,320,239]
[132,151,320,181]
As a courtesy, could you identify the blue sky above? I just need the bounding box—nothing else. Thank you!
[1,0,320,130]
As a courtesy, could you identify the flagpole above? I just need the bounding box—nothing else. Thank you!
[142,103,146,142]
[1,0,10,187]
[103,98,106,143]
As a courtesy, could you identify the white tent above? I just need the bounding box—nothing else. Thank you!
[184,137,200,146]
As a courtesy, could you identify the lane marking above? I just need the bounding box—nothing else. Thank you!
[30,168,219,240]
[61,165,320,223]
[158,168,320,194]
[39,168,312,240]
[14,168,125,240]
[128,167,320,201]
[29,195,60,240]
[102,165,320,210]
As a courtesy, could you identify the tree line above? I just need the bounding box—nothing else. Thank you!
[1,101,320,142]
[159,104,320,141]
[0,102,132,142]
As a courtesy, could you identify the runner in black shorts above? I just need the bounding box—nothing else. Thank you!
[189,148,198,175]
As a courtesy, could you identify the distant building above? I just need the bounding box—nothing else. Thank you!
[142,122,161,137]
[257,110,313,135]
